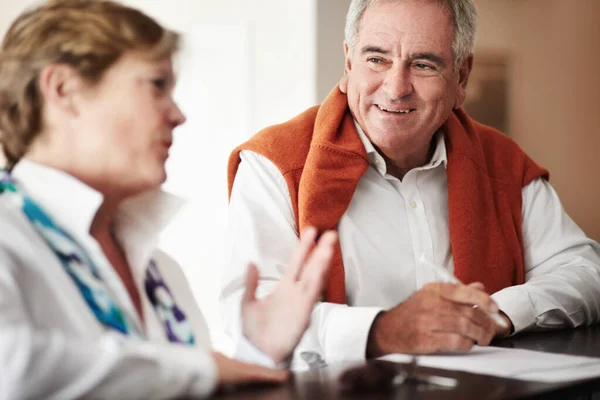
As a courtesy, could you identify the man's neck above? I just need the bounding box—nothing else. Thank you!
[375,138,437,181]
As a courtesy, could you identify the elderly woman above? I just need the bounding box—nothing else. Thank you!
[0,1,337,399]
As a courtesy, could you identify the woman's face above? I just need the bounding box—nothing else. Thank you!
[69,52,185,197]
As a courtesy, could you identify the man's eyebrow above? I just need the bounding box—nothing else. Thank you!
[360,45,390,55]
[410,52,446,67]
[359,47,447,67]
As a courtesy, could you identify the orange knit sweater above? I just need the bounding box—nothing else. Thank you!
[228,85,549,304]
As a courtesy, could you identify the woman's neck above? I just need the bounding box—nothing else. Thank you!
[89,199,121,241]
[25,144,127,237]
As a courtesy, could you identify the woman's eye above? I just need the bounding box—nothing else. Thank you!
[151,78,167,91]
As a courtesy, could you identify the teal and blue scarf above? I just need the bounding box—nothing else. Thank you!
[0,173,195,345]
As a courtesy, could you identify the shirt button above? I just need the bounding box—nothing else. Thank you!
[410,200,417,209]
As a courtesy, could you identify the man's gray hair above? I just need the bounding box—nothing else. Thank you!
[344,0,478,69]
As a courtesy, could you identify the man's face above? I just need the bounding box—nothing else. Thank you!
[343,0,471,160]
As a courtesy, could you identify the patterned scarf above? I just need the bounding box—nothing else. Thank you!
[0,173,195,345]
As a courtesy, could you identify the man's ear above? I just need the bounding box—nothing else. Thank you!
[340,42,353,94]
[38,63,83,115]
[453,54,473,109]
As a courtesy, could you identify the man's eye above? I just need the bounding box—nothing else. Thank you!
[414,63,433,70]
[368,57,383,64]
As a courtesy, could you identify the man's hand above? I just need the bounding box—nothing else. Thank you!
[241,227,338,363]
[212,352,288,385]
[366,282,502,357]
[495,311,514,338]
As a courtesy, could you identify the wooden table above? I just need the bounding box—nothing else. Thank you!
[214,325,600,399]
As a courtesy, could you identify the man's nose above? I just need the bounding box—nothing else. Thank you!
[383,65,414,100]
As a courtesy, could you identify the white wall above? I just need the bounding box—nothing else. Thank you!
[0,0,34,29]
[125,0,318,132]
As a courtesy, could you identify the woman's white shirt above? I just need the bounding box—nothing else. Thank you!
[0,159,261,399]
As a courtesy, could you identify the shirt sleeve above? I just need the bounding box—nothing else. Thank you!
[231,335,282,368]
[492,178,600,333]
[0,248,218,400]
[220,151,382,370]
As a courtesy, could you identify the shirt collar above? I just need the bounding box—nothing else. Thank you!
[11,159,183,270]
[353,120,448,176]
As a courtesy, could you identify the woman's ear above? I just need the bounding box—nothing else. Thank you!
[38,64,83,116]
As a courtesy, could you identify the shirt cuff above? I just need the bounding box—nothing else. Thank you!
[232,335,287,369]
[322,306,383,364]
[143,340,218,398]
[491,287,536,334]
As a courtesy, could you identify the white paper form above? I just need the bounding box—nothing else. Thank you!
[380,346,600,383]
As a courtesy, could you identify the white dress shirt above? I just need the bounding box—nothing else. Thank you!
[221,126,600,369]
[0,160,269,400]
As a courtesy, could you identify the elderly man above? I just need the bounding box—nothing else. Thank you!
[221,0,600,367]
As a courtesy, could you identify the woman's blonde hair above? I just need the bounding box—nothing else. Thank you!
[0,0,180,168]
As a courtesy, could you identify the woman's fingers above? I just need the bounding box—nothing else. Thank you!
[284,227,318,282]
[241,263,259,306]
[213,352,289,386]
[298,231,337,297]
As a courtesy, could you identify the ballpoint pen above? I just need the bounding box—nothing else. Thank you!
[418,254,509,329]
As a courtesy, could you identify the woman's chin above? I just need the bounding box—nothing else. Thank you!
[122,172,166,198]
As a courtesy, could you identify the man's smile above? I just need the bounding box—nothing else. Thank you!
[376,104,415,114]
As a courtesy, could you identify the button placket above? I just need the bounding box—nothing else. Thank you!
[396,178,425,291]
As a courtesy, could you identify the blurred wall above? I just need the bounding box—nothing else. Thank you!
[316,0,351,101]
[124,0,318,132]
[476,0,600,241]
